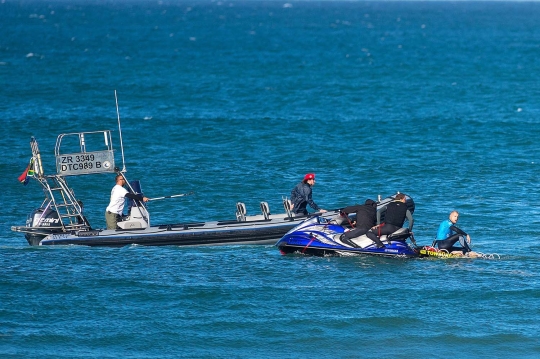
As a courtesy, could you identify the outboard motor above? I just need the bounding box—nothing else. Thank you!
[24,207,63,246]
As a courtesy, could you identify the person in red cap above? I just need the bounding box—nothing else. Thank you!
[289,173,327,216]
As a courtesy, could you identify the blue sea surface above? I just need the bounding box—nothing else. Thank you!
[1,1,540,357]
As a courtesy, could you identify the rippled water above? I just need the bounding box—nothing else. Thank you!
[1,1,540,357]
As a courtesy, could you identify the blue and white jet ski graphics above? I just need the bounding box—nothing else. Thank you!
[276,194,418,258]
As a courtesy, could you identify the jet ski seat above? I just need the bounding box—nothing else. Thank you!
[260,202,270,220]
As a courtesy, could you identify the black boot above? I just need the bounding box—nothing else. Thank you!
[367,231,385,248]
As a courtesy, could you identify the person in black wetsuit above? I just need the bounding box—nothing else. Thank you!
[339,199,377,247]
[366,193,413,248]
[290,173,327,215]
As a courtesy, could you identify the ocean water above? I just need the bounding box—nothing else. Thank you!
[1,0,540,357]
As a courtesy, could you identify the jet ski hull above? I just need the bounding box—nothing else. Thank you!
[276,215,418,258]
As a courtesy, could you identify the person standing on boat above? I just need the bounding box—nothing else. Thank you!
[339,199,378,247]
[105,174,149,230]
[290,173,327,216]
[433,211,476,256]
[366,193,412,248]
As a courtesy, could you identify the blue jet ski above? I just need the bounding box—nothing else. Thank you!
[275,193,419,258]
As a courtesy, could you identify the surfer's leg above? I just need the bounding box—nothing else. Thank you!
[366,230,386,248]
[436,234,461,251]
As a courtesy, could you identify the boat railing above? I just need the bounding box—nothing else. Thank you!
[41,175,91,232]
[281,196,293,220]
[22,136,94,234]
[260,201,270,220]
[235,202,247,221]
[54,130,116,176]
[24,131,147,234]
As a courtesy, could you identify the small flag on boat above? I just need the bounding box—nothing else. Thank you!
[18,158,34,185]
[27,159,35,178]
[18,168,29,185]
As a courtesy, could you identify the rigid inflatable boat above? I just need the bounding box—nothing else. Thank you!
[11,128,341,247]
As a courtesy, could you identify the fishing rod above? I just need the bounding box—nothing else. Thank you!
[147,192,194,201]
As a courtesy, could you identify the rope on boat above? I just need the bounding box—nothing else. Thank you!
[302,233,316,254]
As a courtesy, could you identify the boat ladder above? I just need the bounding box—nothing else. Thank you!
[39,175,90,232]
[30,136,91,233]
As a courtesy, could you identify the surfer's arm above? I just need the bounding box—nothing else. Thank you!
[450,225,470,243]
[449,225,467,236]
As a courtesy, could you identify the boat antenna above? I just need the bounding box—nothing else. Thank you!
[115,90,127,172]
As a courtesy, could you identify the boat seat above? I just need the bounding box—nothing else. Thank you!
[245,214,267,221]
[282,196,293,218]
[236,202,246,222]
[260,202,270,220]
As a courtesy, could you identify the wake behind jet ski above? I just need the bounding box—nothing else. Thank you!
[275,193,418,258]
